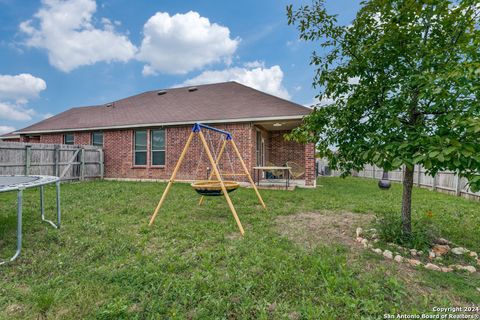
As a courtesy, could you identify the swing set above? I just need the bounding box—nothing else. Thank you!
[148,123,266,235]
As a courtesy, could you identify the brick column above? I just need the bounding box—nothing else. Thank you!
[304,143,316,187]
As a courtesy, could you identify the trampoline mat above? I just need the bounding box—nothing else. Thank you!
[0,175,59,192]
[0,176,40,187]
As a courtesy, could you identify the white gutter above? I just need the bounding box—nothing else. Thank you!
[15,115,306,135]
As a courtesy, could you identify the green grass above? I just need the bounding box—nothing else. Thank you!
[0,177,478,319]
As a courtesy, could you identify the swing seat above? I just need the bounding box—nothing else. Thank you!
[191,180,240,196]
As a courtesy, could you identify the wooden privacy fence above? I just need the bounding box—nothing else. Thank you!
[0,142,104,181]
[317,160,480,201]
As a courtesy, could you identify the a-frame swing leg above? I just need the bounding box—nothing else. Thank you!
[198,139,227,205]
[198,131,245,236]
[230,139,266,209]
[149,132,195,226]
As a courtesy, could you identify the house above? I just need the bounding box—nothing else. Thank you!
[0,132,20,142]
[12,82,316,187]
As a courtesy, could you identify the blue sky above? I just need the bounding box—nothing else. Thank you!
[0,0,360,134]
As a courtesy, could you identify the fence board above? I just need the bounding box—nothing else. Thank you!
[0,142,103,181]
[317,160,480,201]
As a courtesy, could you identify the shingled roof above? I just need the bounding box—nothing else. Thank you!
[17,82,311,134]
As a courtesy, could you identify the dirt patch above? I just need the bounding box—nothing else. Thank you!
[275,211,473,307]
[276,211,374,249]
[4,303,24,316]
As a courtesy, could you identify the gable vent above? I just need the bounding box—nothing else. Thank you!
[157,90,167,95]
[188,87,198,92]
[106,103,114,108]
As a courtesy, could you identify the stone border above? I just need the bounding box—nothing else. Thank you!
[355,227,479,274]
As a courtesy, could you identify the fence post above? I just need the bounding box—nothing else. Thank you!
[416,165,421,186]
[25,145,31,175]
[80,148,85,180]
[99,149,104,179]
[432,174,437,191]
[455,173,462,196]
[54,145,60,176]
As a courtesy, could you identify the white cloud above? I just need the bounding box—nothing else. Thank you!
[179,63,291,99]
[0,73,46,122]
[20,0,137,72]
[305,96,335,108]
[348,76,360,85]
[0,125,16,135]
[0,102,36,121]
[137,11,239,75]
[0,73,46,100]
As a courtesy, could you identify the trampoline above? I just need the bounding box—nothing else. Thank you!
[0,175,61,265]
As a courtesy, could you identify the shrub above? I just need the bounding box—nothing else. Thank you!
[374,211,438,251]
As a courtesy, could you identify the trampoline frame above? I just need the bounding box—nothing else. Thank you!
[0,175,61,265]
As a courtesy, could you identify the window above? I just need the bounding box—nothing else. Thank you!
[151,129,165,166]
[92,131,103,146]
[64,133,74,145]
[134,130,147,165]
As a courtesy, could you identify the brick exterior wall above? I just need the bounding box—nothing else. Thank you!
[267,130,316,186]
[40,134,63,144]
[19,122,316,186]
[304,143,316,187]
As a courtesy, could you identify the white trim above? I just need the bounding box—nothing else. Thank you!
[0,135,20,139]
[15,115,306,135]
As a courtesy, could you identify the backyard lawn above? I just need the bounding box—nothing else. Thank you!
[0,177,479,319]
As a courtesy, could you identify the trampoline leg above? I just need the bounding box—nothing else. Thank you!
[56,181,61,228]
[40,183,60,229]
[0,190,23,266]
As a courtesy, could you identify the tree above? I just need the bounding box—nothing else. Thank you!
[287,0,480,235]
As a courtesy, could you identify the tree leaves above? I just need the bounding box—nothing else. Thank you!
[287,0,480,191]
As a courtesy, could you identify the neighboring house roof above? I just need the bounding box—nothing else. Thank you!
[0,132,20,139]
[16,81,311,134]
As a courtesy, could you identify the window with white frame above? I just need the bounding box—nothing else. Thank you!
[134,130,147,165]
[92,131,103,146]
[151,129,165,166]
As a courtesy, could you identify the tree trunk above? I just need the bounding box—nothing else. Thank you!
[401,165,414,235]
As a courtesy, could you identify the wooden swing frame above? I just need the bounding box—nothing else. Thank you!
[148,123,266,236]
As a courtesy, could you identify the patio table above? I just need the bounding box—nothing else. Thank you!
[253,166,291,190]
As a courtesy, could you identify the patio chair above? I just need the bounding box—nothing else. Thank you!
[286,161,305,179]
[265,161,284,179]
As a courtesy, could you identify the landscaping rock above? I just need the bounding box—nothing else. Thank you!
[456,265,476,273]
[451,247,468,255]
[432,244,450,256]
[469,251,478,258]
[356,227,363,238]
[394,255,403,263]
[417,251,423,256]
[372,248,383,255]
[407,259,422,267]
[410,249,418,256]
[356,237,363,243]
[383,250,393,259]
[441,267,453,273]
[361,238,368,246]
[477,288,480,293]
[428,251,436,259]
[425,263,441,271]
[434,238,451,245]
